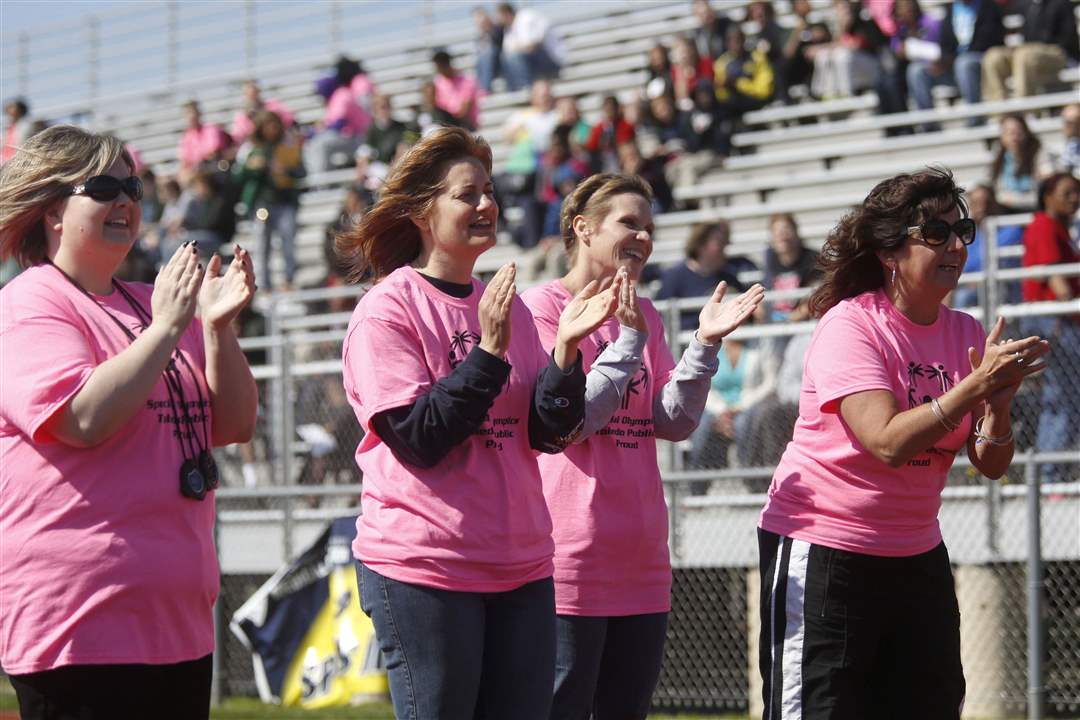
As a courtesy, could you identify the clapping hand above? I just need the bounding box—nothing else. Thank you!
[613,267,648,334]
[479,263,516,359]
[199,245,256,331]
[151,241,204,336]
[557,274,620,347]
[969,317,1050,410]
[697,282,766,345]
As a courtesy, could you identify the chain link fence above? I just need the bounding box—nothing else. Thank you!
[212,256,1079,717]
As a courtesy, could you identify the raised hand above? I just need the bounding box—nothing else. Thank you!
[968,317,1051,407]
[697,282,766,345]
[151,241,204,336]
[479,263,516,359]
[557,275,620,347]
[613,267,648,334]
[199,245,256,330]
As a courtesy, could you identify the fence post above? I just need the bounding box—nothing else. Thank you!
[1025,451,1044,720]
[281,332,295,488]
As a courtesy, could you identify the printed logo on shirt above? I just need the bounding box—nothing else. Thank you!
[905,360,956,409]
[622,367,649,410]
[475,413,520,452]
[146,398,210,440]
[448,330,482,369]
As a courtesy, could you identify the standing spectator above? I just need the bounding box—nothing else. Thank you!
[497,3,565,91]
[585,96,636,173]
[951,183,1024,307]
[761,213,821,322]
[759,169,1048,719]
[934,0,1005,113]
[982,0,1079,103]
[989,114,1051,212]
[691,0,732,63]
[234,111,306,292]
[306,57,373,174]
[433,49,481,131]
[656,220,754,329]
[2,98,33,164]
[1050,102,1080,175]
[472,7,505,93]
[230,79,294,146]
[1021,172,1080,482]
[177,100,231,184]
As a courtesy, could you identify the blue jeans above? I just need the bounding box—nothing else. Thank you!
[357,562,556,720]
[503,47,561,92]
[907,52,983,126]
[475,45,501,93]
[1021,316,1080,482]
[256,203,298,288]
[551,613,668,720]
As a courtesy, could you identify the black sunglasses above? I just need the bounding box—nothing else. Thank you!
[70,175,143,202]
[906,218,976,247]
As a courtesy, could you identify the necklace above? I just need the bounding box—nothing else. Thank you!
[48,263,218,500]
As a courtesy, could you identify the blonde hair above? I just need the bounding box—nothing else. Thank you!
[559,173,653,263]
[0,125,134,267]
[336,126,493,282]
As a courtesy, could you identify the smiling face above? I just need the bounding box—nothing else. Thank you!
[415,157,498,261]
[884,204,968,300]
[50,158,141,261]
[578,192,654,281]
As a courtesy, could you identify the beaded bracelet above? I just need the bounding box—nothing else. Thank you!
[974,416,1014,446]
[930,397,960,432]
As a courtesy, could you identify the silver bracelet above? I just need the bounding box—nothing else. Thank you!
[974,416,1014,446]
[930,397,960,432]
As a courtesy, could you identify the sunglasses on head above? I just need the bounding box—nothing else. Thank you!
[906,218,976,246]
[70,175,143,202]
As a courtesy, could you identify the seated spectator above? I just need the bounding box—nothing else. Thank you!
[1020,172,1080,482]
[584,95,635,173]
[555,95,591,148]
[2,97,32,164]
[358,94,407,166]
[982,0,1079,103]
[325,184,370,288]
[932,0,1004,114]
[691,0,732,63]
[501,79,560,247]
[432,49,481,131]
[760,213,820,322]
[472,6,505,92]
[747,1,788,99]
[230,79,294,146]
[671,35,713,112]
[644,42,674,102]
[497,2,564,91]
[780,0,832,102]
[234,110,306,291]
[617,140,673,214]
[305,57,373,174]
[951,183,1024,307]
[1050,103,1080,176]
[138,167,164,226]
[809,0,887,101]
[890,0,946,129]
[744,330,812,469]
[537,126,589,240]
[177,100,231,184]
[171,171,236,260]
[656,220,755,329]
[688,331,780,482]
[639,93,694,156]
[412,81,466,136]
[990,113,1051,212]
[713,25,775,153]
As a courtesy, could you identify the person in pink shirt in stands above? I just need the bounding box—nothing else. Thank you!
[432,49,481,131]
[757,168,1050,719]
[177,100,230,183]
[306,57,375,174]
[0,125,258,720]
[335,127,620,719]
[522,174,764,720]
[230,79,294,146]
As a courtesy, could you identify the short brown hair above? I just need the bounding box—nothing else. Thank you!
[560,173,653,263]
[335,126,492,282]
[0,125,134,267]
[685,220,730,260]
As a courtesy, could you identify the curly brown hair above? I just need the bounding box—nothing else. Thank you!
[808,167,966,317]
[335,127,492,282]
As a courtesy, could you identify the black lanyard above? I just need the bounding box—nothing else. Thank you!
[48,262,218,498]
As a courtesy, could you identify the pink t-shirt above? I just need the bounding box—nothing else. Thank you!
[342,266,554,592]
[177,123,230,169]
[323,86,371,138]
[521,281,676,615]
[434,73,480,129]
[0,265,218,674]
[230,99,295,145]
[759,289,987,557]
